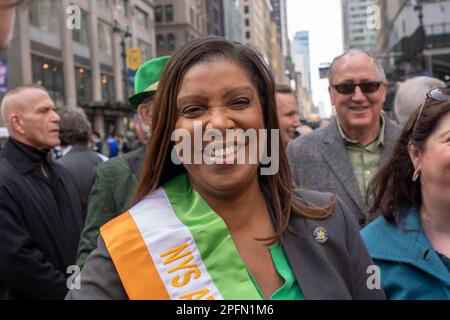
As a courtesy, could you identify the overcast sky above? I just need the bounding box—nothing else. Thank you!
[286,0,344,117]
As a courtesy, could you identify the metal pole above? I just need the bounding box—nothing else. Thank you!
[426,54,433,76]
[121,37,128,103]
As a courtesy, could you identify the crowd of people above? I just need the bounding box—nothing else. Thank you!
[1,0,449,301]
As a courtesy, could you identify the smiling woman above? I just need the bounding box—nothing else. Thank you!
[363,88,450,300]
[66,37,385,300]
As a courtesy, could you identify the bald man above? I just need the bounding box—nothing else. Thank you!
[0,85,83,299]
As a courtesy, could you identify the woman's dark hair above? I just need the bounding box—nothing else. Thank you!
[369,99,450,224]
[133,37,334,242]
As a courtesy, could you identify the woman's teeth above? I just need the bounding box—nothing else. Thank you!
[211,146,235,157]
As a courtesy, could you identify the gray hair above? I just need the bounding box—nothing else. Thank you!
[328,48,387,85]
[275,83,294,94]
[394,76,445,125]
[58,107,92,146]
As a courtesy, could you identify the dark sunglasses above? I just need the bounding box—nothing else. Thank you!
[412,87,450,132]
[331,81,382,95]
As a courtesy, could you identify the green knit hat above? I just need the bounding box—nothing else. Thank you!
[128,55,170,110]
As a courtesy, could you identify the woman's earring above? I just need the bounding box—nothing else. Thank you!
[412,169,421,182]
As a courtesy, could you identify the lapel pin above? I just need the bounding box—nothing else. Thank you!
[313,226,328,244]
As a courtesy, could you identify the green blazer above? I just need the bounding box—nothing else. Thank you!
[76,147,145,267]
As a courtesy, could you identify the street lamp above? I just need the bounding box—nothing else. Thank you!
[414,0,424,28]
[112,20,132,105]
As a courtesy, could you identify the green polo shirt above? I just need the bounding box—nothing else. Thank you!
[337,117,385,197]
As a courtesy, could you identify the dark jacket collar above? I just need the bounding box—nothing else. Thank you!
[67,144,90,154]
[3,138,52,174]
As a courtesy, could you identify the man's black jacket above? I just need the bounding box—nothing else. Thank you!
[0,138,83,299]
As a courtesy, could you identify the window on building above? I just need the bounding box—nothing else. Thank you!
[245,18,249,27]
[72,9,90,46]
[29,0,60,36]
[138,40,152,62]
[155,6,163,23]
[156,34,165,52]
[244,5,249,14]
[32,55,65,107]
[98,20,113,55]
[116,0,128,17]
[167,33,175,51]
[246,31,251,39]
[101,73,115,102]
[190,8,194,25]
[214,8,219,22]
[165,5,174,22]
[134,6,148,29]
[98,0,110,7]
[75,66,92,106]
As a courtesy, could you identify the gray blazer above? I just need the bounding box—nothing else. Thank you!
[287,117,401,226]
[66,189,385,300]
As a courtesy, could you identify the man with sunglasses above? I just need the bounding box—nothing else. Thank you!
[287,49,401,227]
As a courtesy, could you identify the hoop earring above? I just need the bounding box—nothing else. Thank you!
[412,169,421,182]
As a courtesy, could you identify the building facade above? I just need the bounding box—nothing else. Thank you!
[270,0,291,84]
[270,0,289,58]
[342,0,376,50]
[374,0,450,110]
[154,0,207,56]
[292,31,312,94]
[240,0,285,83]
[241,0,270,60]
[292,31,315,118]
[223,0,242,42]
[2,0,156,135]
[375,0,450,82]
[206,0,225,36]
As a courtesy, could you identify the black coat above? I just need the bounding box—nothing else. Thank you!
[0,139,83,299]
[57,145,105,221]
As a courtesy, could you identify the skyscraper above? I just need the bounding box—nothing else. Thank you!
[270,0,289,57]
[206,0,225,36]
[292,31,312,94]
[154,0,208,56]
[342,0,376,50]
[223,0,242,42]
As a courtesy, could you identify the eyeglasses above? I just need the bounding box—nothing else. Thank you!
[412,87,450,132]
[331,81,382,95]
